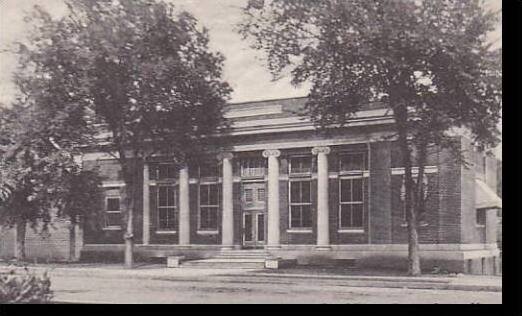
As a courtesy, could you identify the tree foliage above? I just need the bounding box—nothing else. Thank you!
[11,0,231,267]
[0,269,53,304]
[0,101,103,261]
[240,0,501,145]
[240,0,502,275]
[0,104,76,231]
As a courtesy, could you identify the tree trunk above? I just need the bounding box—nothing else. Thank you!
[68,222,77,262]
[15,219,26,262]
[394,104,422,276]
[406,211,421,275]
[122,158,140,269]
[124,197,134,269]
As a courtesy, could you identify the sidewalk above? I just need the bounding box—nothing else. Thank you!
[0,263,501,292]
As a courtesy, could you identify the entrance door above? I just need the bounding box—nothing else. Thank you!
[241,182,266,248]
[243,212,265,248]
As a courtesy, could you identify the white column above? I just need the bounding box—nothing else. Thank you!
[142,163,150,245]
[312,146,331,250]
[263,149,281,249]
[178,166,190,245]
[219,152,234,249]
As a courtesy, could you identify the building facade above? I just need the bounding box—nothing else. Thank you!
[0,97,502,274]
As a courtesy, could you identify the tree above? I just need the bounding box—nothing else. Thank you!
[13,0,231,268]
[239,0,501,275]
[0,103,100,262]
[1,0,105,259]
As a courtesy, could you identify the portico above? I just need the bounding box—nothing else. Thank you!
[142,145,336,250]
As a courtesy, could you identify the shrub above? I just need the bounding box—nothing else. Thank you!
[0,268,53,303]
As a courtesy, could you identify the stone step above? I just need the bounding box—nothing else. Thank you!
[187,258,267,263]
[181,263,266,269]
[218,252,270,256]
[181,258,266,269]
[220,249,268,253]
[214,253,271,258]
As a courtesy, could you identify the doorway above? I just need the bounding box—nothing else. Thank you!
[241,182,266,248]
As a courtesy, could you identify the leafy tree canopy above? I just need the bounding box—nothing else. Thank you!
[240,0,502,276]
[14,0,231,165]
[8,0,233,266]
[240,0,501,150]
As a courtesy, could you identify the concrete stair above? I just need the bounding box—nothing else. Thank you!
[180,249,280,269]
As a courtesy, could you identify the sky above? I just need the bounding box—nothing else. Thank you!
[0,0,502,156]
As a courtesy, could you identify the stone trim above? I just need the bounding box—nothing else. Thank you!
[155,230,178,235]
[391,166,438,175]
[224,104,283,119]
[262,149,281,158]
[101,181,126,188]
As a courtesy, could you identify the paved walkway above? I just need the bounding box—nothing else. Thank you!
[46,273,501,304]
[0,263,502,293]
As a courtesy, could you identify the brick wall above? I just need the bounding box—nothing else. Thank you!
[0,217,82,262]
[233,182,242,245]
[0,227,16,259]
[438,141,463,244]
[279,178,290,244]
[390,173,441,244]
[25,218,71,261]
[368,142,392,244]
[79,137,484,248]
[83,158,144,245]
[460,137,480,244]
[485,156,498,192]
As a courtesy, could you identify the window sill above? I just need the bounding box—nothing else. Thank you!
[476,224,486,228]
[287,229,313,233]
[289,172,312,176]
[156,230,177,235]
[400,222,429,227]
[102,226,122,231]
[337,229,364,234]
[197,230,219,235]
[240,175,265,180]
[339,171,368,177]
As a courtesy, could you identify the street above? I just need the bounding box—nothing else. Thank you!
[49,273,501,304]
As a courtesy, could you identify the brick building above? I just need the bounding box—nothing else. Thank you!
[0,97,502,274]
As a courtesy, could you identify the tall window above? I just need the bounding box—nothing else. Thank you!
[289,180,312,228]
[105,197,122,229]
[199,184,219,230]
[157,186,177,230]
[339,152,365,229]
[339,178,364,229]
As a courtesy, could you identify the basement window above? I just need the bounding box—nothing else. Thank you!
[476,209,486,227]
